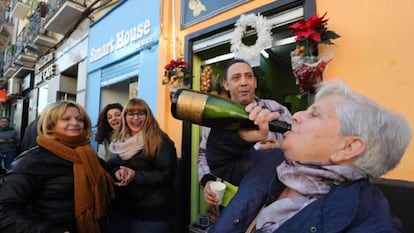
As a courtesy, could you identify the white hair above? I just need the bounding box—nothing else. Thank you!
[315,80,412,177]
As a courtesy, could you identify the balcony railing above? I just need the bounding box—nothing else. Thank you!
[0,7,13,32]
[26,13,41,43]
[14,30,26,57]
[27,3,58,53]
[0,7,14,51]
[15,26,37,57]
[3,46,17,78]
[10,22,36,78]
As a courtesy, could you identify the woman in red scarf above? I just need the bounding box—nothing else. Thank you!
[0,101,114,233]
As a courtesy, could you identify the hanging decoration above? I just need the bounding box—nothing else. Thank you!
[289,12,340,93]
[162,58,191,88]
[162,58,192,97]
[230,14,272,64]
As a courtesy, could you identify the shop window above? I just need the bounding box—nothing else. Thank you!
[100,76,138,108]
[192,6,307,113]
[56,91,76,101]
[37,84,48,115]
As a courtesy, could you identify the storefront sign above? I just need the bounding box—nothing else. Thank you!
[135,36,156,50]
[182,0,250,28]
[35,52,55,72]
[89,19,152,63]
[34,64,56,86]
[34,52,56,86]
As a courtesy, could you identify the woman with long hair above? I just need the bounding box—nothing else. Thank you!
[95,103,123,161]
[108,98,177,233]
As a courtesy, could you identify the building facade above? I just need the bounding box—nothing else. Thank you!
[1,0,413,231]
[0,0,116,138]
[86,0,161,136]
[165,0,414,226]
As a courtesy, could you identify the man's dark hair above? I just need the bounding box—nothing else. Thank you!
[0,117,9,121]
[224,59,256,80]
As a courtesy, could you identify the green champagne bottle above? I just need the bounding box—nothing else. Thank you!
[171,89,291,133]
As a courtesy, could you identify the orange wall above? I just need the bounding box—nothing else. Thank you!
[158,0,414,180]
[317,0,414,181]
[157,0,184,158]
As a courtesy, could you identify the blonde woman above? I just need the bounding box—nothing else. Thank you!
[0,101,114,233]
[108,98,177,233]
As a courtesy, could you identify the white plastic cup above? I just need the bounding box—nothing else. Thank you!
[209,181,226,205]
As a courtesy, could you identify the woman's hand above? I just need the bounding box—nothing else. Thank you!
[114,166,136,186]
[203,181,218,205]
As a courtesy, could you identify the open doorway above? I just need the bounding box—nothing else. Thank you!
[99,76,138,110]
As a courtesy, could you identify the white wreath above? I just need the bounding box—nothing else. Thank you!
[230,14,272,59]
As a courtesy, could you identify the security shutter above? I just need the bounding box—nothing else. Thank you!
[101,53,140,87]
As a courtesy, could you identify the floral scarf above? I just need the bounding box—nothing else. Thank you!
[109,132,144,160]
[255,160,367,232]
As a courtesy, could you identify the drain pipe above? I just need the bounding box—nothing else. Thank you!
[172,0,176,59]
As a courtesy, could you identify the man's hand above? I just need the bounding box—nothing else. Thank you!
[203,181,219,205]
[239,104,281,142]
[255,133,280,151]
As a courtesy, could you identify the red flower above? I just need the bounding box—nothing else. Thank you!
[290,13,339,94]
[289,12,340,57]
[162,58,191,86]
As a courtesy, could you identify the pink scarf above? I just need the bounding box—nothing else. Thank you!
[255,160,367,232]
[109,132,144,160]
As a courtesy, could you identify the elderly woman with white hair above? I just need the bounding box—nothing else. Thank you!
[209,81,412,233]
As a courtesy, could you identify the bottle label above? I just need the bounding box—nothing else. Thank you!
[175,90,208,124]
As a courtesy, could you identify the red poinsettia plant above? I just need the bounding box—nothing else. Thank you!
[290,12,340,59]
[162,58,192,88]
[289,13,340,93]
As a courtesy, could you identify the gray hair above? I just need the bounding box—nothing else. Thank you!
[315,80,412,177]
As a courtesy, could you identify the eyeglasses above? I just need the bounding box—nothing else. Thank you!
[126,111,146,118]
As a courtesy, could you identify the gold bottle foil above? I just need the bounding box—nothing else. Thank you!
[175,90,208,124]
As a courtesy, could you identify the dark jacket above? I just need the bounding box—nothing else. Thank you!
[207,130,284,233]
[206,129,256,186]
[20,118,39,152]
[270,177,403,233]
[206,131,402,233]
[0,146,111,233]
[0,147,77,233]
[108,133,177,221]
[0,127,19,153]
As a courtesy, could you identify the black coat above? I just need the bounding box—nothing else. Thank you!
[0,146,110,233]
[108,133,177,221]
[20,118,39,152]
[206,128,256,186]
